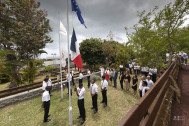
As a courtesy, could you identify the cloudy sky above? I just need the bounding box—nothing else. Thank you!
[37,0,175,59]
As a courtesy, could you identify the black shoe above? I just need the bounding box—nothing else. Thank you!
[44,119,51,123]
[94,111,97,114]
[80,120,85,125]
[48,114,51,117]
[91,107,94,109]
[100,101,104,104]
[77,116,82,119]
[104,104,107,108]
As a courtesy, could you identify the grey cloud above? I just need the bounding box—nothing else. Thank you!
[37,0,175,58]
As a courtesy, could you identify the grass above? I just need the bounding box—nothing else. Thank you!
[0,77,140,126]
[0,82,10,91]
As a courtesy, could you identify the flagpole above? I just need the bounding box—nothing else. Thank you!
[58,13,63,99]
[67,0,72,125]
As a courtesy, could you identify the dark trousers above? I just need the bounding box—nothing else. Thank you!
[120,80,123,89]
[79,79,83,84]
[102,90,107,105]
[44,101,50,122]
[92,94,98,112]
[78,99,86,121]
[113,78,117,88]
[185,59,187,64]
[152,74,157,83]
[139,90,142,97]
[72,76,75,86]
[129,68,132,74]
[87,76,90,88]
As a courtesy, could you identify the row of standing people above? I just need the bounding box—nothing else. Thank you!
[99,66,156,97]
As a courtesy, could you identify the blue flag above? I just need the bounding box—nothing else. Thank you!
[71,0,87,28]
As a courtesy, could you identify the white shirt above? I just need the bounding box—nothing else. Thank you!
[146,79,154,89]
[79,73,83,79]
[71,71,74,76]
[142,87,150,96]
[132,62,135,66]
[87,71,91,76]
[101,80,108,90]
[66,74,72,81]
[105,70,109,75]
[77,87,85,100]
[91,83,98,95]
[152,68,157,74]
[149,68,153,75]
[42,81,50,91]
[42,91,50,102]
[48,79,52,86]
[129,64,133,68]
[139,80,143,90]
[119,65,123,68]
[100,68,105,76]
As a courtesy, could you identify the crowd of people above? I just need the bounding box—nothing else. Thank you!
[40,60,168,125]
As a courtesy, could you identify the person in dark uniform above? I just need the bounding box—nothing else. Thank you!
[119,72,125,90]
[74,83,86,125]
[132,74,138,97]
[90,78,98,114]
[125,71,131,92]
[87,69,91,88]
[71,70,75,86]
[101,76,108,107]
[79,71,83,84]
[113,68,118,88]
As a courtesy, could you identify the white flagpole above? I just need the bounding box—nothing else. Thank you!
[59,13,63,99]
[67,0,72,125]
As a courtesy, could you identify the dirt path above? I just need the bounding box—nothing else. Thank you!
[169,66,189,126]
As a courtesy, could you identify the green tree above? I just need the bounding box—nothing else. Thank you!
[23,60,38,83]
[125,0,189,72]
[80,38,105,68]
[44,66,54,74]
[0,0,52,85]
[102,40,118,65]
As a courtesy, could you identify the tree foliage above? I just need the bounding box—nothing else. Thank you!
[0,0,52,85]
[125,0,189,70]
[79,38,105,67]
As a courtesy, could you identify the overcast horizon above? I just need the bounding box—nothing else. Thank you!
[37,0,176,59]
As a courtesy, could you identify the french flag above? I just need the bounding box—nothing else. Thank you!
[70,29,83,69]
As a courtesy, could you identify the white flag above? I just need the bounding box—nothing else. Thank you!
[60,21,67,35]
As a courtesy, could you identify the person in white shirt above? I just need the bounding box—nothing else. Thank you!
[71,70,75,86]
[42,85,51,123]
[90,78,98,114]
[183,52,188,64]
[87,69,91,88]
[129,63,133,74]
[79,71,83,84]
[66,72,72,95]
[119,64,123,73]
[146,76,154,89]
[99,66,105,77]
[46,76,52,96]
[138,76,145,98]
[109,69,114,85]
[100,76,108,107]
[74,83,86,125]
[142,81,150,96]
[152,67,157,83]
